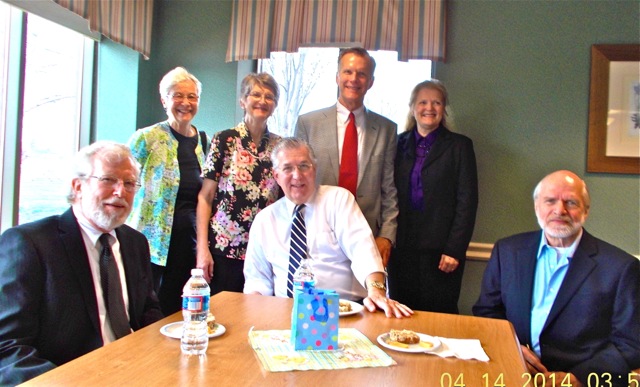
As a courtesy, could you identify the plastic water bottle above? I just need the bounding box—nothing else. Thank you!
[293,257,316,292]
[181,268,210,355]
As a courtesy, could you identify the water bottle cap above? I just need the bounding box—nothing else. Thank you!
[191,268,204,276]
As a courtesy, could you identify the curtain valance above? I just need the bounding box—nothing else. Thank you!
[54,0,154,59]
[226,0,446,62]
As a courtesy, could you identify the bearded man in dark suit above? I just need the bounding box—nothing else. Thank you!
[0,141,163,385]
[473,170,640,386]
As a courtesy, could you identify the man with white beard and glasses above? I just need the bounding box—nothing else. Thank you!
[0,141,162,385]
[473,170,640,386]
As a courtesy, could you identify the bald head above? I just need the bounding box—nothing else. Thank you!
[533,170,590,209]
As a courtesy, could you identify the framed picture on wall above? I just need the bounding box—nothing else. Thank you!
[587,44,640,174]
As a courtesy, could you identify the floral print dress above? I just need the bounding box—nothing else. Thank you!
[202,122,281,260]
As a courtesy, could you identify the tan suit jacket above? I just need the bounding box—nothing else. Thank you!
[295,104,398,243]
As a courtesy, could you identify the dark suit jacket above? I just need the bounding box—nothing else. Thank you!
[394,127,478,260]
[0,208,163,385]
[295,105,399,243]
[473,230,640,384]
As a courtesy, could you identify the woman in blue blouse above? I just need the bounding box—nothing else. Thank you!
[127,67,208,315]
[196,73,281,294]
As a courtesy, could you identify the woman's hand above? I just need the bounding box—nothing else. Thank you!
[196,247,214,283]
[195,178,218,283]
[375,237,392,267]
[438,254,459,273]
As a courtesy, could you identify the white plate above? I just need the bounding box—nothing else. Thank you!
[377,332,441,353]
[338,299,365,317]
[160,322,226,339]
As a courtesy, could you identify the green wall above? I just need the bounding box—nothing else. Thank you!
[136,0,242,137]
[440,0,639,314]
[117,0,638,314]
[437,0,639,254]
[95,39,140,144]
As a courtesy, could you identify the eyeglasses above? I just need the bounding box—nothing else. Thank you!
[169,93,199,102]
[247,92,276,103]
[278,163,313,175]
[88,175,141,193]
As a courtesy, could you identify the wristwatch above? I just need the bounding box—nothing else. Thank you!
[368,280,387,291]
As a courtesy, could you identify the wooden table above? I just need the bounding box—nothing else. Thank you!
[23,292,527,386]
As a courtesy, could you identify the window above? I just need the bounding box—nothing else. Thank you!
[0,2,94,231]
[258,47,432,136]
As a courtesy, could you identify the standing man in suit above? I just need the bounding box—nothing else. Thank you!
[473,170,640,386]
[0,141,163,385]
[295,47,398,266]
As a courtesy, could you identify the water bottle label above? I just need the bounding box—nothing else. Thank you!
[182,295,210,312]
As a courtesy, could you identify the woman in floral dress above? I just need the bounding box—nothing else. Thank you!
[196,73,281,294]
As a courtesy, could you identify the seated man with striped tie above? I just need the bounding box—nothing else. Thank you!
[0,141,163,385]
[244,138,412,318]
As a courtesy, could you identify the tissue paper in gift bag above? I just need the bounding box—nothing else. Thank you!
[291,288,339,350]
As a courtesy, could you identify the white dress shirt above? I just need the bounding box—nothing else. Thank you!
[243,185,384,301]
[73,207,131,344]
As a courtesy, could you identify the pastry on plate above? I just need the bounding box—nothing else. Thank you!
[339,300,352,313]
[389,329,420,344]
[206,312,216,335]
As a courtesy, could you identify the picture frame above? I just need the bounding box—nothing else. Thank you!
[587,44,640,174]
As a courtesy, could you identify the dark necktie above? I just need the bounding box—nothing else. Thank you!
[99,234,131,339]
[339,112,358,196]
[287,204,307,297]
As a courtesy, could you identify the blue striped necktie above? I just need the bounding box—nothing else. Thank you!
[287,204,307,297]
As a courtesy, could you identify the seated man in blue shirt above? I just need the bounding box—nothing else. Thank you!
[243,137,412,318]
[473,170,640,386]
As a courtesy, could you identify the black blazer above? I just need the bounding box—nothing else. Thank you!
[0,208,163,385]
[394,127,478,261]
[473,230,640,384]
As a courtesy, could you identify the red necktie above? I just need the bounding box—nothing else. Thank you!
[339,112,358,196]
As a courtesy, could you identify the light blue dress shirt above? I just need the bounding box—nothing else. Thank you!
[530,230,582,356]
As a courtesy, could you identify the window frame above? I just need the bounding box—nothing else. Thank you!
[0,4,95,232]
[258,47,433,137]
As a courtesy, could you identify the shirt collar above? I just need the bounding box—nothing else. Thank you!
[283,188,319,216]
[414,126,441,145]
[336,101,365,124]
[536,228,583,260]
[72,206,117,247]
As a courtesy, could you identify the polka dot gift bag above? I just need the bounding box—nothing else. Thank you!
[291,288,339,350]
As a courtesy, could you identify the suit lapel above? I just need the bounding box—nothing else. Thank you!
[360,110,379,186]
[115,227,138,324]
[515,234,539,341]
[398,130,416,160]
[322,106,341,183]
[59,208,102,334]
[543,231,597,330]
[422,127,451,168]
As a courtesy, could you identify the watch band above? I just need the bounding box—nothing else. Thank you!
[368,280,387,291]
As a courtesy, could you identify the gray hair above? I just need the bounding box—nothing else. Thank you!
[159,66,202,97]
[270,137,317,169]
[405,79,449,131]
[240,72,280,105]
[67,141,141,203]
